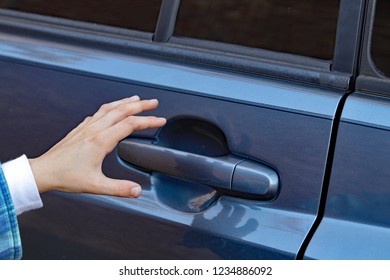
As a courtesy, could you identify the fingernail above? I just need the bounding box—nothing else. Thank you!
[131,185,142,197]
[129,95,140,101]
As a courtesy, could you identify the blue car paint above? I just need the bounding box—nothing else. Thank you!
[305,93,390,259]
[0,32,341,117]
[0,31,345,259]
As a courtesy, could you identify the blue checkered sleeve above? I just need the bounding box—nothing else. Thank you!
[0,164,22,259]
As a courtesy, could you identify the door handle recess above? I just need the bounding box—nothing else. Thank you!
[118,139,279,200]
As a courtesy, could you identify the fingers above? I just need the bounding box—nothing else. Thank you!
[97,99,160,129]
[56,96,163,147]
[58,96,142,142]
[89,95,140,124]
[86,99,161,135]
[97,115,166,153]
[93,177,142,198]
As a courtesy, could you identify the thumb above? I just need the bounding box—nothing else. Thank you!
[97,176,142,198]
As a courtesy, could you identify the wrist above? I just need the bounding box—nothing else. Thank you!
[28,157,52,193]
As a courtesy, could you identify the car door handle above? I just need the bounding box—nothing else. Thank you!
[118,138,279,200]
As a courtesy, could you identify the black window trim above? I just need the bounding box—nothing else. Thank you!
[359,0,381,78]
[0,0,365,91]
[154,0,180,43]
[332,0,366,76]
[356,0,390,96]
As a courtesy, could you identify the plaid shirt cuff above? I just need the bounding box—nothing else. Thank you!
[0,164,22,260]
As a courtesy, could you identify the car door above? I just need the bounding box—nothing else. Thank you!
[305,0,390,259]
[0,0,363,259]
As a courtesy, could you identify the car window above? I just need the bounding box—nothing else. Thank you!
[371,0,390,77]
[174,0,340,60]
[0,0,162,32]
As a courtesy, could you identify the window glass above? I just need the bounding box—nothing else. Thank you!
[175,0,340,60]
[371,0,390,76]
[0,0,162,32]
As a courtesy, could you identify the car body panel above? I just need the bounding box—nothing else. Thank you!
[0,32,341,117]
[305,92,390,259]
[0,31,344,259]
